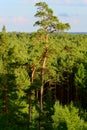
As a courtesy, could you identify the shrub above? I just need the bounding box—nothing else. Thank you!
[52,101,87,130]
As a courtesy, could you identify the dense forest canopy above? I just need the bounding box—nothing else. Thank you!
[0,2,87,130]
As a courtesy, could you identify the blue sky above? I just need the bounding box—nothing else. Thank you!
[0,0,87,32]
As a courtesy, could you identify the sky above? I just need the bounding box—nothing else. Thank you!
[0,0,87,32]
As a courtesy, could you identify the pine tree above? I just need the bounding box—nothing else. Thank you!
[34,2,70,130]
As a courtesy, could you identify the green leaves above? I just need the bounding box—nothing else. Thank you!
[0,3,87,128]
[52,102,86,130]
[34,2,70,32]
[75,63,87,89]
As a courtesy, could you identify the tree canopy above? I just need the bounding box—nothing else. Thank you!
[34,2,70,33]
[0,2,87,130]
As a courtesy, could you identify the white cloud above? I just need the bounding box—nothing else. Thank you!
[0,18,5,23]
[71,18,79,24]
[0,16,30,24]
[65,0,73,4]
[17,0,39,5]
[83,0,87,3]
[11,16,30,24]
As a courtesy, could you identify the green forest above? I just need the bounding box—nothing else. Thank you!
[0,2,87,130]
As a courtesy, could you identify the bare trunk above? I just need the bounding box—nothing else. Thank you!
[40,33,48,111]
[40,57,47,110]
[39,55,47,130]
[28,66,36,128]
[39,33,48,130]
[45,34,48,43]
[40,85,44,112]
[26,55,43,129]
[31,66,36,83]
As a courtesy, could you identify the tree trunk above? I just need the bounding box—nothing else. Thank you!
[39,54,47,130]
[40,33,48,112]
[28,92,31,129]
[28,66,36,129]
[41,55,47,108]
[45,34,49,43]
